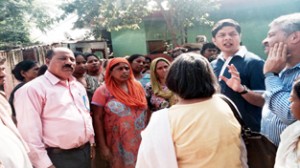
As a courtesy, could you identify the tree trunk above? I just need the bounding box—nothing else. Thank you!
[157,3,178,48]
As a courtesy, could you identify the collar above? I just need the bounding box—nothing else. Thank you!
[279,62,300,77]
[44,70,75,85]
[217,46,247,61]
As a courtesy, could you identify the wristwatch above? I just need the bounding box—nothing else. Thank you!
[264,72,278,78]
[239,85,248,95]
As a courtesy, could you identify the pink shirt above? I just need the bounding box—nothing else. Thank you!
[15,71,94,168]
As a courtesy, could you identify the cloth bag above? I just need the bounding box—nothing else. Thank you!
[220,95,277,168]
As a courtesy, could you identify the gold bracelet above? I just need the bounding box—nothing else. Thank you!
[90,143,96,147]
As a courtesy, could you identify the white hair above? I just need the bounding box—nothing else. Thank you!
[270,13,300,35]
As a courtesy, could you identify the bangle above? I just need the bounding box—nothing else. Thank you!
[239,85,248,95]
[90,143,96,147]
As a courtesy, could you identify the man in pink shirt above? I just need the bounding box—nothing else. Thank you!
[14,47,95,168]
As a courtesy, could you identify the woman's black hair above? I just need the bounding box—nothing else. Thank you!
[293,79,300,98]
[145,56,151,63]
[126,54,144,63]
[166,53,219,99]
[37,64,47,76]
[200,42,220,55]
[84,53,99,60]
[12,60,37,81]
[74,51,84,58]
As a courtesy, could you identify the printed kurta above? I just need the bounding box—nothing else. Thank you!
[92,85,147,168]
[145,83,171,112]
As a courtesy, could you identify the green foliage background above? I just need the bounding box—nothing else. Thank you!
[0,0,54,50]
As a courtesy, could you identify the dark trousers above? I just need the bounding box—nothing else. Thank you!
[47,144,91,168]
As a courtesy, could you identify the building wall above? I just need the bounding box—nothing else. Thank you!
[0,45,53,97]
[187,0,300,58]
[69,41,108,58]
[144,20,169,41]
[111,24,147,57]
[111,0,300,58]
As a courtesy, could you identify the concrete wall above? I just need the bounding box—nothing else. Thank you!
[187,0,300,58]
[110,0,300,58]
[111,25,147,57]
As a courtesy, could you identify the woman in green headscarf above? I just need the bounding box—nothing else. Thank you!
[145,57,177,112]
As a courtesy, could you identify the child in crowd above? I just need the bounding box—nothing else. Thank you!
[275,79,300,168]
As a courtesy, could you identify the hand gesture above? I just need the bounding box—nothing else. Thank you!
[263,42,287,74]
[90,145,96,160]
[220,64,244,93]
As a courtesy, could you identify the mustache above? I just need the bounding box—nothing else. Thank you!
[63,64,74,69]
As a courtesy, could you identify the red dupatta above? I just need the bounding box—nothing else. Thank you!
[105,58,147,108]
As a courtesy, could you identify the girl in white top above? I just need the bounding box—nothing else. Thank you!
[275,79,300,168]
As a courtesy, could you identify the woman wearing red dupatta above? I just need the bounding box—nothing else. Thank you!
[91,58,147,168]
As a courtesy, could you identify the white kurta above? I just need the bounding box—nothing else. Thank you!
[136,108,178,168]
[275,121,300,168]
[0,93,32,168]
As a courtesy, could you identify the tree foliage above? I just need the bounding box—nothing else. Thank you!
[60,0,150,39]
[0,0,55,50]
[61,0,221,46]
[0,0,31,48]
[151,0,220,45]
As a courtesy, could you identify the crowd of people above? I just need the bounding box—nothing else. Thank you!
[0,12,300,168]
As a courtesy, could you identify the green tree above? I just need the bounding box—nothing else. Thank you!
[61,0,220,47]
[0,0,55,50]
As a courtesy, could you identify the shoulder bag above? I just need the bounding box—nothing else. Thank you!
[220,95,277,168]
